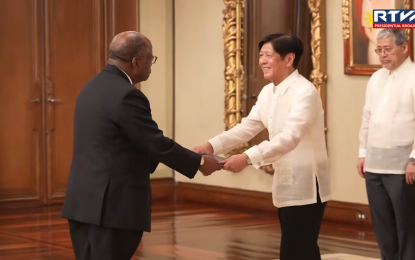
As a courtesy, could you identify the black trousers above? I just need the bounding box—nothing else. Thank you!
[68,220,143,260]
[277,184,327,260]
[365,172,415,260]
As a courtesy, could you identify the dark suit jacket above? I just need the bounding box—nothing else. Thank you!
[61,64,201,232]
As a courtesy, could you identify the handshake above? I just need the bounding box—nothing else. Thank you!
[191,142,249,176]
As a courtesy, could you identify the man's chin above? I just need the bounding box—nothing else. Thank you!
[382,64,392,70]
[141,74,150,82]
[263,73,272,80]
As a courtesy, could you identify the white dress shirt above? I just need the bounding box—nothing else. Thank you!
[208,70,331,208]
[358,57,415,174]
[117,66,133,85]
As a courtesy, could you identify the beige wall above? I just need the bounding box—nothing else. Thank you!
[173,0,369,201]
[174,0,415,204]
[140,0,173,178]
[325,0,415,204]
[326,0,369,204]
[174,0,273,192]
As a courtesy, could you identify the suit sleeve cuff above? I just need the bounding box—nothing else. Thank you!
[208,137,223,154]
[244,146,264,169]
[359,149,367,158]
[410,150,415,158]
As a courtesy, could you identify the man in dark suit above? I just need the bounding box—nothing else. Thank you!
[61,31,221,260]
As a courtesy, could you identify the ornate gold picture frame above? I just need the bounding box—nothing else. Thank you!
[342,0,413,75]
[222,0,327,174]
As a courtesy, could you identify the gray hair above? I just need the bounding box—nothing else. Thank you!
[376,29,407,45]
[109,31,149,62]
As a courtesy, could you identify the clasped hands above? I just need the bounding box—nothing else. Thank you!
[192,142,248,176]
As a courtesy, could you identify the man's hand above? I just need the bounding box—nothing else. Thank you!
[199,155,222,176]
[357,157,366,178]
[192,142,214,155]
[405,162,415,185]
[221,154,248,173]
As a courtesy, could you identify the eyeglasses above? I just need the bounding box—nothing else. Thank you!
[114,55,158,65]
[374,41,406,55]
[374,47,394,55]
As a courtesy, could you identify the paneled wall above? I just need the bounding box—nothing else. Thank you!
[0,0,140,208]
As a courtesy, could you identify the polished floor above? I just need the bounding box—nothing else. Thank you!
[0,201,381,260]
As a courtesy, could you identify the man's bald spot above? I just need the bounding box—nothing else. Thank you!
[108,31,150,62]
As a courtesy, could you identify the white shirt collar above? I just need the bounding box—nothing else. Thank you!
[388,56,412,76]
[273,69,300,95]
[117,67,133,85]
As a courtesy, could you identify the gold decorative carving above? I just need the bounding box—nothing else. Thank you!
[309,0,327,116]
[259,165,274,175]
[405,0,410,10]
[404,0,411,41]
[223,0,249,156]
[222,0,327,175]
[342,0,350,40]
[223,0,244,130]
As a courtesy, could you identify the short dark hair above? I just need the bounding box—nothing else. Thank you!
[258,33,303,69]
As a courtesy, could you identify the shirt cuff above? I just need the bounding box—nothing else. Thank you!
[410,150,415,158]
[359,149,366,158]
[208,137,223,155]
[244,146,264,169]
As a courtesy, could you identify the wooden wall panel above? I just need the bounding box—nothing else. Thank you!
[175,182,373,229]
[0,0,142,208]
[44,0,104,203]
[104,0,140,61]
[113,0,140,34]
[104,0,141,90]
[0,0,43,206]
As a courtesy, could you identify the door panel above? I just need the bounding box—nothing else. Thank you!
[45,0,104,202]
[0,0,43,206]
[112,0,140,34]
[104,0,140,88]
[0,0,142,208]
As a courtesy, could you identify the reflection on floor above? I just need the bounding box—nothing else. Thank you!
[0,201,380,260]
[321,254,379,260]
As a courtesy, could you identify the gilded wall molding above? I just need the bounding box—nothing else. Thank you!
[342,0,350,40]
[223,0,244,131]
[309,0,327,118]
[222,0,327,175]
[222,0,249,156]
[404,0,411,41]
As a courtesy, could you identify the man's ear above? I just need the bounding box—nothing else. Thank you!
[132,57,140,70]
[286,53,295,67]
[402,42,409,54]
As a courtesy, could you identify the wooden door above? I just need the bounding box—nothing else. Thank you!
[44,0,105,203]
[244,0,312,146]
[104,0,141,89]
[44,0,140,203]
[0,0,43,207]
[0,0,141,208]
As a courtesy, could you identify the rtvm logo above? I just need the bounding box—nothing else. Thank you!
[371,9,415,28]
